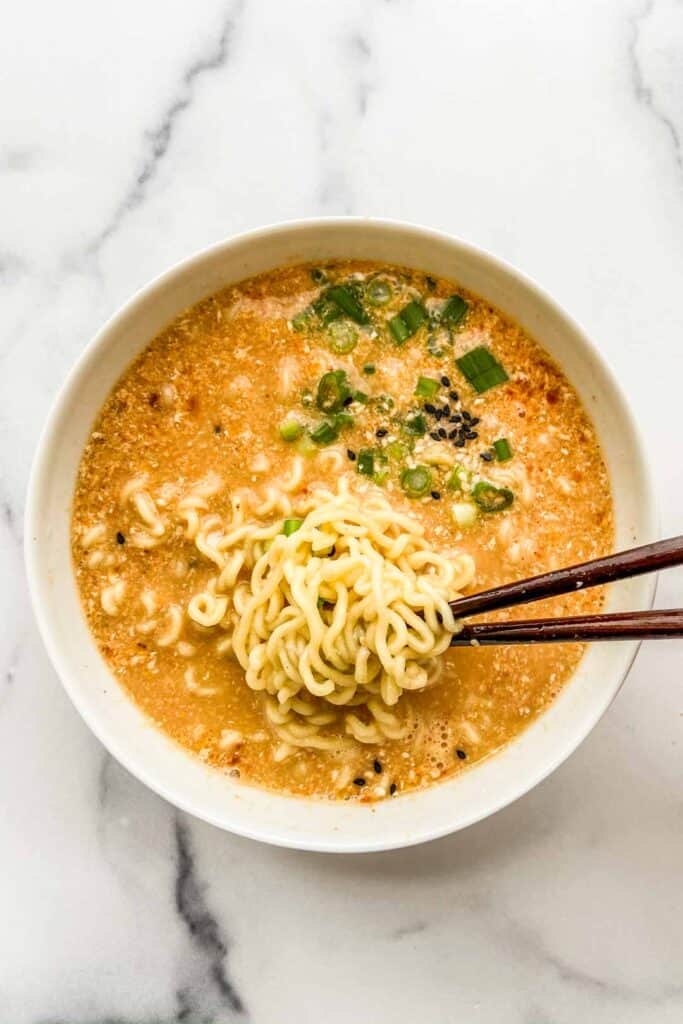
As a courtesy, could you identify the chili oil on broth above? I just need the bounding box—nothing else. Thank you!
[72,260,613,802]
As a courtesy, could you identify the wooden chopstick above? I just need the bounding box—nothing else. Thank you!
[448,535,683,619]
[450,609,683,646]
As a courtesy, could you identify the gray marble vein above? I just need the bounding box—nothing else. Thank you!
[86,0,246,260]
[173,816,247,1020]
[629,0,683,177]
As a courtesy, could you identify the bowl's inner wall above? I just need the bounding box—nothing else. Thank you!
[27,221,655,851]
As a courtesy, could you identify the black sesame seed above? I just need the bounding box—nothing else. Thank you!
[480,451,494,462]
[373,759,382,774]
[438,427,447,439]
[347,449,356,461]
[116,532,125,545]
[353,777,366,787]
[465,430,478,440]
[431,491,441,500]
[470,417,480,426]
[441,404,450,417]
[448,429,458,440]
[390,783,397,795]
[441,376,451,387]
[429,431,441,441]
[450,413,462,423]
[426,275,437,290]
[424,402,436,415]
[214,424,222,434]
[376,428,388,438]
[449,390,459,402]
[343,395,353,407]
[434,408,444,421]
[456,749,467,760]
[462,410,472,421]
[455,438,465,448]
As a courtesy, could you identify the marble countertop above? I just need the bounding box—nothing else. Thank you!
[2,1,682,1020]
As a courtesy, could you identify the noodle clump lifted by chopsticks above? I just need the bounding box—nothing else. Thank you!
[187,480,474,755]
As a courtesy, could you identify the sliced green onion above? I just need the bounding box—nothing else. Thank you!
[283,518,303,536]
[279,417,304,442]
[310,420,339,445]
[291,310,310,332]
[456,346,509,393]
[357,448,375,476]
[351,389,369,404]
[332,410,354,431]
[389,301,428,344]
[400,465,433,498]
[363,363,376,375]
[301,388,314,408]
[373,465,389,485]
[312,294,343,326]
[385,441,409,461]
[427,334,446,358]
[402,413,427,437]
[402,301,428,332]
[441,294,468,327]
[316,370,350,414]
[310,268,327,284]
[296,433,318,457]
[493,437,513,462]
[451,502,478,528]
[328,320,358,354]
[415,375,440,399]
[447,465,470,491]
[326,284,369,324]
[389,313,411,344]
[367,279,392,306]
[374,394,395,414]
[472,481,514,513]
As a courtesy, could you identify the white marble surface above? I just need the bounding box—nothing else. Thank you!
[2,0,682,1020]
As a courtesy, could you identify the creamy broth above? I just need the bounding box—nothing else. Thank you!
[72,261,613,800]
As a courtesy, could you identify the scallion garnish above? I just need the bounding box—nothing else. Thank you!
[327,319,358,354]
[374,394,395,414]
[333,410,354,431]
[493,437,513,462]
[402,301,428,332]
[357,448,375,476]
[456,346,509,393]
[471,481,514,512]
[385,440,409,461]
[389,301,428,344]
[310,420,339,445]
[415,376,440,399]
[427,335,446,358]
[283,518,303,536]
[279,417,304,442]
[400,465,433,498]
[446,465,469,491]
[291,310,310,332]
[441,294,468,327]
[367,279,392,306]
[326,284,369,325]
[389,313,411,345]
[316,370,351,414]
[402,412,427,437]
[351,389,369,404]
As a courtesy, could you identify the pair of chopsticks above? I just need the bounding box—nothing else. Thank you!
[448,536,683,646]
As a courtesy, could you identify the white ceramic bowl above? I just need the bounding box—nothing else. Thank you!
[25,219,656,852]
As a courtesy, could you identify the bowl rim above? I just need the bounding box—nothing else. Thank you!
[24,217,658,852]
